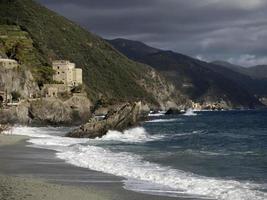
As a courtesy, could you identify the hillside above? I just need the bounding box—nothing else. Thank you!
[212,61,267,79]
[108,38,266,108]
[0,0,188,109]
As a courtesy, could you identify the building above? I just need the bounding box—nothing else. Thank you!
[0,58,18,69]
[42,84,70,98]
[52,60,83,87]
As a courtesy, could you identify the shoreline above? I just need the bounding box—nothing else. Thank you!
[0,134,178,200]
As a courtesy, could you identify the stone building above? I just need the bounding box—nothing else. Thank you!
[42,84,70,98]
[0,58,18,69]
[52,60,83,87]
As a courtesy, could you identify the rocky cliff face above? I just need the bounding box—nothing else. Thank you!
[138,68,191,110]
[0,67,39,99]
[67,102,143,138]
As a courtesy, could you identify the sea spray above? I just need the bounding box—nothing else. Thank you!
[184,108,197,116]
[98,127,164,143]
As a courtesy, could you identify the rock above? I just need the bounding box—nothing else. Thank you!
[165,108,185,115]
[64,95,92,123]
[16,101,31,124]
[67,102,143,138]
[0,124,10,134]
[29,98,72,124]
[0,108,17,124]
[0,67,39,99]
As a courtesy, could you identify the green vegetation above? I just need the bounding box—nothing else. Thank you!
[0,0,168,104]
[0,24,54,86]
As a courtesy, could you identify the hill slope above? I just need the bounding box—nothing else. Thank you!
[108,38,266,108]
[0,0,188,109]
[212,61,267,79]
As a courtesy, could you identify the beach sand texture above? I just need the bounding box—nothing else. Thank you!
[0,134,178,200]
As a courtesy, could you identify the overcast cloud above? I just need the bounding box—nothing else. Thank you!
[37,0,267,66]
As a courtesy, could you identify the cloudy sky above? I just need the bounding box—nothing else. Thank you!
[37,0,267,66]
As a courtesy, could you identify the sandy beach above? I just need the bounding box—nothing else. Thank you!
[0,135,27,147]
[0,134,178,200]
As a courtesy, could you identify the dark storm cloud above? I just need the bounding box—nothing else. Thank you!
[37,0,267,66]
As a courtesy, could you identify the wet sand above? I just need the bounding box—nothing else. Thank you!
[0,135,28,147]
[0,135,178,200]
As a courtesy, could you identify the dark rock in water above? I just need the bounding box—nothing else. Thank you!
[165,108,185,115]
[67,102,143,138]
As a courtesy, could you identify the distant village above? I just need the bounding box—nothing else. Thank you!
[0,58,83,107]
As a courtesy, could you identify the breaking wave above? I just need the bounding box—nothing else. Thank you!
[184,109,197,116]
[98,127,164,143]
[9,126,267,200]
[146,118,179,123]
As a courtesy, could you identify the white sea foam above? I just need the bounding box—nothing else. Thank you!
[146,118,179,123]
[184,108,197,116]
[10,126,267,200]
[148,111,166,117]
[56,144,266,200]
[98,127,164,143]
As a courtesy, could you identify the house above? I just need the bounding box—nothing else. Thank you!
[0,58,18,69]
[52,60,83,87]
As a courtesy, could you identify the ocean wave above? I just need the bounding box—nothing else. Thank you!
[184,109,197,116]
[10,126,267,200]
[146,118,179,123]
[97,127,164,143]
[56,144,266,200]
[148,113,165,117]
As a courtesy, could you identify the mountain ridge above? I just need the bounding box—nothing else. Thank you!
[108,38,266,108]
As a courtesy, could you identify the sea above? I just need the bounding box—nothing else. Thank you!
[8,110,267,200]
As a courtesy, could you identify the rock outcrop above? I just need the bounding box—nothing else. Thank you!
[0,67,39,99]
[0,96,92,125]
[67,102,143,138]
[0,124,9,134]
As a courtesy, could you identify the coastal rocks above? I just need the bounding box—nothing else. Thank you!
[64,95,92,123]
[0,95,92,125]
[67,102,143,138]
[165,108,185,115]
[29,99,72,124]
[137,68,191,110]
[0,67,39,99]
[0,107,17,124]
[0,124,10,134]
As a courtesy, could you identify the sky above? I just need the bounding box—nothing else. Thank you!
[37,0,267,67]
